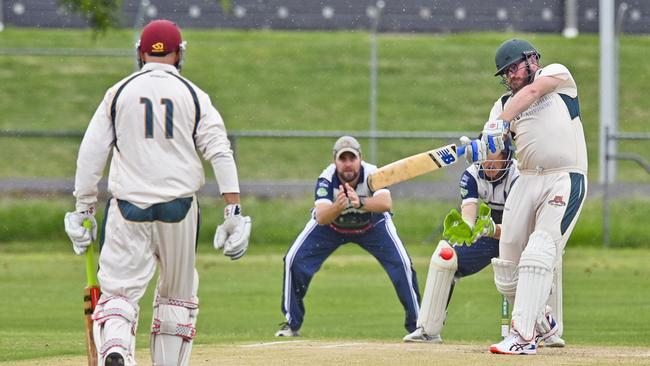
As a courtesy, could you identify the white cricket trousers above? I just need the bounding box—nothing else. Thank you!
[98,196,200,308]
[499,171,587,264]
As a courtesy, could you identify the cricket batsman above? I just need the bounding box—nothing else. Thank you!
[482,38,587,354]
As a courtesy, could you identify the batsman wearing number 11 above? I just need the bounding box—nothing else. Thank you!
[64,20,251,366]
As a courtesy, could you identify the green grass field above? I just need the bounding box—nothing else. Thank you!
[1,242,649,362]
[1,196,650,362]
[1,29,649,181]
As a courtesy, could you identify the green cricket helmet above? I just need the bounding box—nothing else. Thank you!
[494,39,541,76]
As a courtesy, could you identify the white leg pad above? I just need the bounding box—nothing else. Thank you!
[150,294,199,366]
[547,256,563,337]
[511,230,556,341]
[491,258,518,307]
[92,295,139,366]
[416,240,457,336]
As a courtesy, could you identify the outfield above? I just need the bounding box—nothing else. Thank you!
[0,243,649,364]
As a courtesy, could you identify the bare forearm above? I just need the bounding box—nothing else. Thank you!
[315,204,343,225]
[362,192,392,213]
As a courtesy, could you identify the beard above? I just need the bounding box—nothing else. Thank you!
[338,170,359,183]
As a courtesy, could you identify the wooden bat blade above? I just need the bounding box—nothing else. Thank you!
[367,143,459,191]
[84,286,99,366]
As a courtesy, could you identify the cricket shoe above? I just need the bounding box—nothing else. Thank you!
[104,352,125,366]
[535,308,562,347]
[274,322,300,337]
[540,333,566,348]
[402,327,443,343]
[490,329,537,355]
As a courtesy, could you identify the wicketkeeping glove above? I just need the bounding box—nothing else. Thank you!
[64,210,97,255]
[471,202,497,243]
[442,209,474,246]
[459,136,487,164]
[481,119,509,153]
[214,204,252,260]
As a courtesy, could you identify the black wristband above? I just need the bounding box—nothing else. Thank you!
[358,196,365,209]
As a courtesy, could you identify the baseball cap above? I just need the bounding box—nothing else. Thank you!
[333,136,361,159]
[139,19,183,55]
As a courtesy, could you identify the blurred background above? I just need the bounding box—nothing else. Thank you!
[1,0,649,247]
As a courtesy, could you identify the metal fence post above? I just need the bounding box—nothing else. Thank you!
[603,126,610,247]
[369,1,385,165]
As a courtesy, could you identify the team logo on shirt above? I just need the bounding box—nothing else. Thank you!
[460,188,468,198]
[316,187,328,197]
[548,195,566,207]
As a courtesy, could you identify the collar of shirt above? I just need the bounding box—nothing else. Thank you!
[141,62,179,74]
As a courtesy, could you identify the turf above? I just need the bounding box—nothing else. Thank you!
[0,245,648,362]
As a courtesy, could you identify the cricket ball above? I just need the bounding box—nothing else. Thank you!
[439,247,454,260]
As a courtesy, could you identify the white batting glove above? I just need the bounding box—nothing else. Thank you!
[64,210,97,255]
[214,204,252,260]
[459,136,487,164]
[481,119,509,153]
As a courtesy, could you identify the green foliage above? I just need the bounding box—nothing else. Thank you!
[2,196,650,249]
[59,0,122,33]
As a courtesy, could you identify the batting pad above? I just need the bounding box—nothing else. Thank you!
[512,230,556,341]
[548,256,564,337]
[491,257,518,307]
[151,292,199,366]
[92,295,139,366]
[417,240,458,336]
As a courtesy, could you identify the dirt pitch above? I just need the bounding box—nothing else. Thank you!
[3,341,650,366]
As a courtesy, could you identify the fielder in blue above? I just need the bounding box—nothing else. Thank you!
[275,136,421,337]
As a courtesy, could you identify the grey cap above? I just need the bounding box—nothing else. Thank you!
[333,135,361,159]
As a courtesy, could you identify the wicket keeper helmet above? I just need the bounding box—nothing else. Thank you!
[476,135,514,183]
[136,19,187,71]
[494,38,540,76]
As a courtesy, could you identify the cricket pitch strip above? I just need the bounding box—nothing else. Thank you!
[3,341,649,365]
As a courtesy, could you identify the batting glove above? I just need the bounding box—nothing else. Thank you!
[459,136,487,164]
[214,204,252,260]
[471,202,496,243]
[481,119,509,153]
[442,209,474,246]
[64,210,97,255]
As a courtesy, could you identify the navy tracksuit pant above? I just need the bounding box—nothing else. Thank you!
[280,213,421,332]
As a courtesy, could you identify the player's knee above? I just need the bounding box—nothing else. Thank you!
[519,230,556,271]
[151,294,199,366]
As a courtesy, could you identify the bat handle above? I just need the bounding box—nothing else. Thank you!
[83,219,99,287]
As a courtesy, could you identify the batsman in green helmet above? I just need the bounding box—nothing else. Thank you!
[473,38,588,355]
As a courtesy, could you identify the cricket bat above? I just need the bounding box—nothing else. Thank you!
[367,143,465,191]
[83,219,100,366]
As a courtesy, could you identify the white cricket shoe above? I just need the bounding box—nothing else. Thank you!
[535,308,563,347]
[540,333,566,348]
[274,322,300,337]
[403,327,443,343]
[490,330,537,355]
